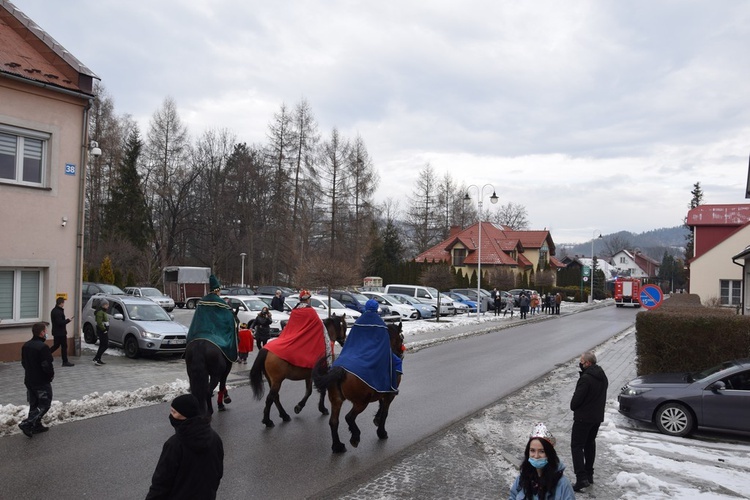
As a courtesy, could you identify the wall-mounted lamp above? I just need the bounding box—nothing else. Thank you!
[89,141,102,158]
[61,216,68,227]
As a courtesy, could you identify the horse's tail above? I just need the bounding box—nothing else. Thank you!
[186,341,210,414]
[249,348,268,400]
[312,356,346,394]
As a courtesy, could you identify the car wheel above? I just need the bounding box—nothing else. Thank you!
[186,299,196,309]
[655,402,694,436]
[124,336,140,359]
[83,324,97,344]
[166,307,174,312]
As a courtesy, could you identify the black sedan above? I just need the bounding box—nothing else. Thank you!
[618,359,750,437]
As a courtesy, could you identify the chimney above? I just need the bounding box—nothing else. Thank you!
[449,225,461,238]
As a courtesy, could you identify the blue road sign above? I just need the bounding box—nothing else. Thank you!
[640,284,664,310]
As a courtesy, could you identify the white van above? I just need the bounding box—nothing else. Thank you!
[384,284,455,315]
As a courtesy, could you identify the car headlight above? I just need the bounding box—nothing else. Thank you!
[621,385,651,396]
[141,330,162,340]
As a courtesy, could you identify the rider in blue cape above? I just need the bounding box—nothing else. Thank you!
[332,299,402,393]
[186,275,238,362]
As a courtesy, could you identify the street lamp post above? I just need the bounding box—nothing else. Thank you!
[240,253,247,286]
[590,230,602,303]
[464,184,499,318]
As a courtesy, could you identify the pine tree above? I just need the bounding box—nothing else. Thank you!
[683,182,703,260]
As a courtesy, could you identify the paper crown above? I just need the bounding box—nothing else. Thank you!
[529,422,556,446]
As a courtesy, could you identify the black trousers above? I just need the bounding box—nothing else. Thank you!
[95,330,109,361]
[571,420,601,479]
[23,383,52,428]
[49,335,69,363]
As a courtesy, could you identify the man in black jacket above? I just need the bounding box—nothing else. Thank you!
[569,351,608,491]
[270,289,285,312]
[19,322,55,437]
[49,297,74,367]
[146,394,224,499]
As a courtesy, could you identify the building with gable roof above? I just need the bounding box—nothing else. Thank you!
[414,222,563,287]
[686,204,750,307]
[611,249,660,279]
[0,0,98,360]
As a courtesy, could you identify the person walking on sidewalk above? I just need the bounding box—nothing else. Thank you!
[146,394,224,499]
[554,292,562,314]
[569,350,608,492]
[509,422,575,499]
[18,322,54,437]
[49,297,74,367]
[93,299,110,366]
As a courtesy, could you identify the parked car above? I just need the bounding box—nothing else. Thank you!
[286,295,361,326]
[82,282,125,308]
[390,293,435,319]
[255,285,295,297]
[362,292,419,321]
[82,295,188,358]
[123,286,176,312]
[224,287,255,296]
[508,289,538,307]
[618,358,750,437]
[223,295,288,337]
[329,290,369,313]
[443,291,478,313]
[450,288,495,312]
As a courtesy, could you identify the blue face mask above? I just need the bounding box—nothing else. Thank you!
[528,457,548,469]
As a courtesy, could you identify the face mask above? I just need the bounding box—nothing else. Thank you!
[169,415,186,428]
[579,363,585,371]
[528,457,548,469]
[44,333,49,340]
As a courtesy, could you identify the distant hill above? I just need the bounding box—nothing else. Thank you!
[557,226,689,262]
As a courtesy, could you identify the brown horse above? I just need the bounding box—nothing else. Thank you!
[249,315,347,427]
[312,322,405,453]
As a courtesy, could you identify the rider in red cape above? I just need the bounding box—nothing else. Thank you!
[186,275,238,362]
[332,299,401,393]
[264,290,329,369]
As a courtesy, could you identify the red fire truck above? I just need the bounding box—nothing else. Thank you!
[614,277,641,307]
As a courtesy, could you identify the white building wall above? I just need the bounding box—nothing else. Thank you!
[690,225,750,306]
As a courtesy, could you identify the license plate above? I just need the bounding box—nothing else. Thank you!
[165,339,186,345]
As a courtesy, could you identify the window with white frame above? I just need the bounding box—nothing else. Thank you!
[620,256,627,264]
[0,125,50,187]
[453,248,466,267]
[0,269,42,323]
[720,279,742,306]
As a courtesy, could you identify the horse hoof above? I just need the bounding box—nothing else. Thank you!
[320,408,329,416]
[218,405,227,412]
[282,414,292,422]
[223,396,232,404]
[263,419,275,428]
[350,438,360,448]
[332,444,346,454]
[294,405,302,414]
[377,429,388,440]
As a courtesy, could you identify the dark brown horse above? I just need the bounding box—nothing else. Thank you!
[249,316,347,427]
[312,322,405,453]
[185,339,233,415]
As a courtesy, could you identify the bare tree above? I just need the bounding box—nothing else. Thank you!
[346,135,378,267]
[602,234,633,260]
[406,163,441,256]
[143,97,196,268]
[295,254,359,295]
[319,128,350,259]
[492,202,529,230]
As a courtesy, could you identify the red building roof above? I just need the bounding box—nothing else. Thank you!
[686,204,750,226]
[415,222,555,268]
[0,2,98,95]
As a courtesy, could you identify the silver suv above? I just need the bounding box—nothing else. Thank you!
[123,287,176,312]
[82,294,188,358]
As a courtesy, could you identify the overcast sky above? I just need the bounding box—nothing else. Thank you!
[14,0,750,243]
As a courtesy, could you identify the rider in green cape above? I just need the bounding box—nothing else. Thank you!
[187,275,238,362]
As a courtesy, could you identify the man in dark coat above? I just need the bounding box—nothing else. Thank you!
[270,289,285,312]
[49,297,74,366]
[569,350,609,491]
[146,394,224,499]
[19,322,55,437]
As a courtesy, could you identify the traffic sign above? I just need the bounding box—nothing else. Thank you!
[640,284,664,310]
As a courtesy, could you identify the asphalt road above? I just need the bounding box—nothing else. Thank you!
[0,306,637,499]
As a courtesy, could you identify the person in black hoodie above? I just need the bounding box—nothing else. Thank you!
[146,394,224,499]
[569,350,608,492]
[49,297,74,366]
[18,322,55,437]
